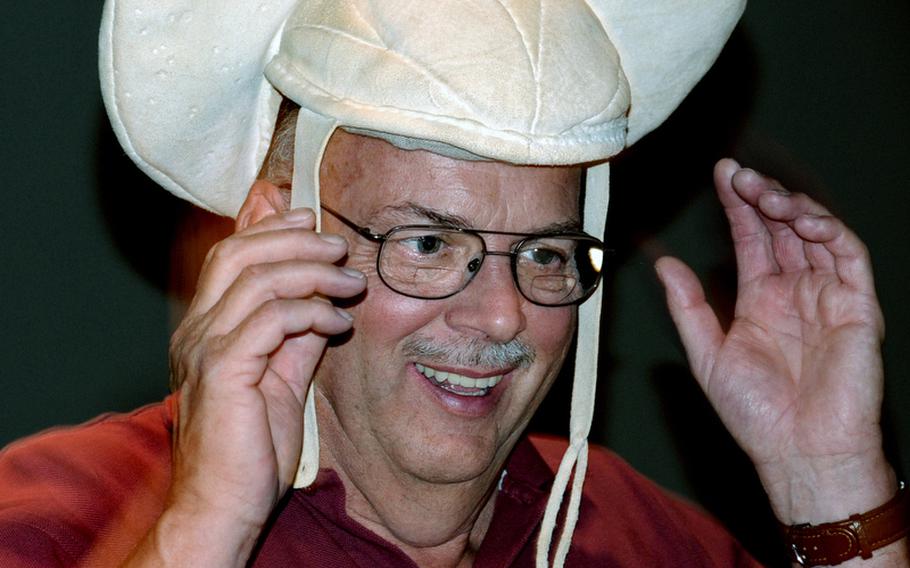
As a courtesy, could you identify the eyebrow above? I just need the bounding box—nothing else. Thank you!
[375,202,582,234]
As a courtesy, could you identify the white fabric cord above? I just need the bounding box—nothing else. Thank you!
[536,162,610,567]
[555,441,589,564]
[291,110,338,489]
[572,163,611,442]
[289,108,336,216]
[536,440,584,567]
[295,386,320,488]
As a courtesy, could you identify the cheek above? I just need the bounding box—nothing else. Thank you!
[526,305,576,358]
[349,280,440,345]
[320,285,437,408]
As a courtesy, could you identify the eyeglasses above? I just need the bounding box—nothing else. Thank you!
[320,204,605,307]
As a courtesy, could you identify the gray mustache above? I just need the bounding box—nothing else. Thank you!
[401,334,535,369]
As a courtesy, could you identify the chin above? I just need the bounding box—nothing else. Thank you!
[384,428,509,484]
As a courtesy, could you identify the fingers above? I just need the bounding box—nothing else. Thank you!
[715,159,875,292]
[215,298,354,386]
[713,159,780,281]
[207,260,366,336]
[192,209,352,314]
[655,256,723,384]
[739,174,822,276]
[793,213,876,293]
[172,206,369,394]
[237,206,316,236]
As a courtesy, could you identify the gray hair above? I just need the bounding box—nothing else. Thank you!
[258,98,301,189]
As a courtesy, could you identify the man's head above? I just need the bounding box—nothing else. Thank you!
[319,129,581,482]
[234,121,584,547]
[243,116,583,487]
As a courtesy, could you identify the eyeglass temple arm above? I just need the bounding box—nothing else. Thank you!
[319,202,386,243]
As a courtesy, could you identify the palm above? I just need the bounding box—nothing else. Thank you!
[705,264,883,468]
[658,160,885,475]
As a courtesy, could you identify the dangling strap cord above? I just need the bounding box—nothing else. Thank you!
[535,163,610,567]
[290,109,337,489]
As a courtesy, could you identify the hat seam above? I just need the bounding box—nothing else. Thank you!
[267,60,627,157]
[487,0,540,132]
[289,22,480,119]
[531,0,545,132]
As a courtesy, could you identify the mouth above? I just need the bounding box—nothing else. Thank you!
[415,363,504,397]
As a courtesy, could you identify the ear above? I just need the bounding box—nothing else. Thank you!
[235,179,291,232]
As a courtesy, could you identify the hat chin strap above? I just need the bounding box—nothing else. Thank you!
[290,108,338,489]
[287,111,611,568]
[536,162,609,567]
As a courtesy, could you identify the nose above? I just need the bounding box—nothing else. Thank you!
[444,254,527,343]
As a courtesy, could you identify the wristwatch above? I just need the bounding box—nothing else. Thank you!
[781,481,909,566]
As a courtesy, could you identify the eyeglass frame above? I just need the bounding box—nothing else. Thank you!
[319,203,606,307]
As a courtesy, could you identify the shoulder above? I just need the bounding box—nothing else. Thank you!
[0,397,175,494]
[527,432,662,490]
[526,434,760,566]
[528,433,707,518]
[0,397,175,567]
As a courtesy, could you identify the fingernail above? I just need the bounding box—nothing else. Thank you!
[740,168,759,178]
[771,188,791,196]
[732,168,758,184]
[335,308,354,321]
[287,208,314,222]
[340,267,365,279]
[318,233,346,245]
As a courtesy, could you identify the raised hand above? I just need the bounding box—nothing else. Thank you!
[127,185,367,566]
[656,160,896,527]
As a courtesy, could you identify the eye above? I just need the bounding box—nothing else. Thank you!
[522,246,567,267]
[401,234,446,255]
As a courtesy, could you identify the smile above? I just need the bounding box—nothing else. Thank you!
[415,363,504,397]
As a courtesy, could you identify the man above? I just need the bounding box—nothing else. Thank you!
[1,0,907,567]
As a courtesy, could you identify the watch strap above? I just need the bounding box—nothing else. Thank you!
[781,481,909,566]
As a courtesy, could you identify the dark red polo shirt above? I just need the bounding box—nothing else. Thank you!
[0,397,758,566]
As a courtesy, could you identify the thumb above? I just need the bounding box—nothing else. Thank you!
[655,256,724,385]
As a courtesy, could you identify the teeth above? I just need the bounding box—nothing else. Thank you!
[415,363,503,395]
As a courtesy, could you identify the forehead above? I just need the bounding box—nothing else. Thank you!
[319,130,582,229]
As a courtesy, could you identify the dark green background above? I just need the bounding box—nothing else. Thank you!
[2,3,907,565]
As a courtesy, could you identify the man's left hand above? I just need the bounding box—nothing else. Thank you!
[655,159,896,527]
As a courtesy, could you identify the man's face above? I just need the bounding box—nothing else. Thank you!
[315,130,580,487]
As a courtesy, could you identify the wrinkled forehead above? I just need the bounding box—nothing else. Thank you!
[319,129,583,227]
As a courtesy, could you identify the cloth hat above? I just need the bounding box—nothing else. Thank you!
[100,1,745,565]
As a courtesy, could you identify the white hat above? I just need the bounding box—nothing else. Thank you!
[100,1,745,565]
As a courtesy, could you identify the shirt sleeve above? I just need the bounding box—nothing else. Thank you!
[0,401,174,568]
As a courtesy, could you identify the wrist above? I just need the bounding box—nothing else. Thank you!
[779,481,909,567]
[147,499,264,567]
[757,450,897,525]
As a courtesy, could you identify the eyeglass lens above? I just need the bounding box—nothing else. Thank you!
[377,228,603,306]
